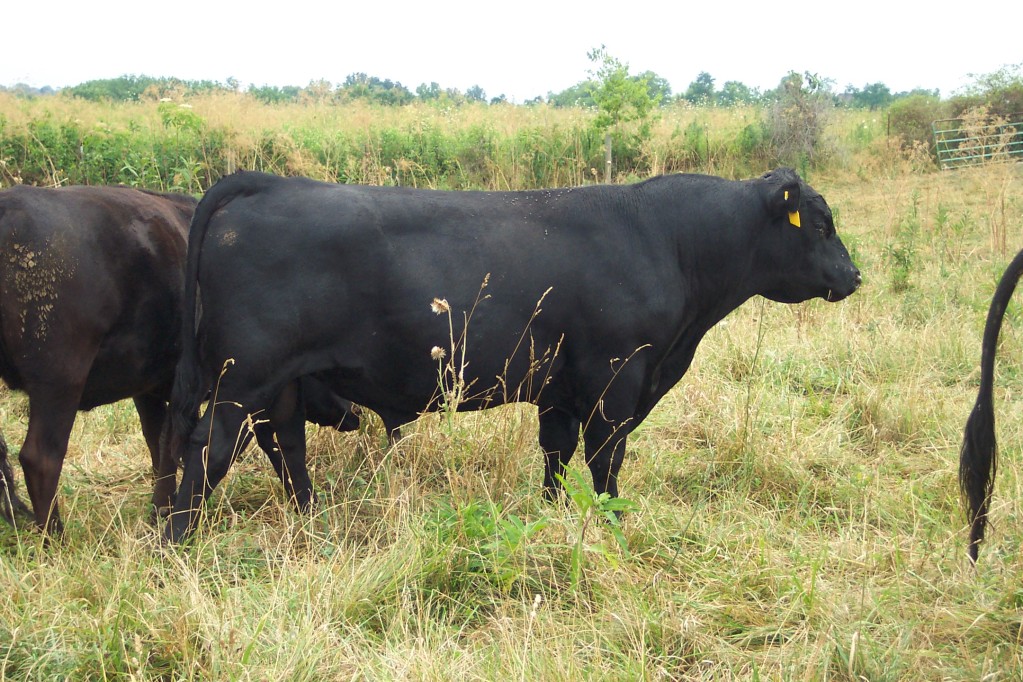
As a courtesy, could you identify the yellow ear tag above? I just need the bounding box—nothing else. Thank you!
[784,191,801,227]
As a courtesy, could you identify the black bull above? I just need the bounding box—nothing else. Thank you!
[0,185,359,535]
[165,167,862,541]
[959,247,1023,562]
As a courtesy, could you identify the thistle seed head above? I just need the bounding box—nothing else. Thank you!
[430,298,450,315]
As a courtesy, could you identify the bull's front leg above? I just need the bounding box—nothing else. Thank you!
[582,422,630,502]
[537,407,580,500]
[255,380,315,512]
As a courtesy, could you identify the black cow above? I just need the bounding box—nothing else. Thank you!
[0,185,360,535]
[165,168,861,542]
[960,248,1023,562]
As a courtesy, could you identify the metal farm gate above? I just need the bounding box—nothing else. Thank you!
[932,113,1023,169]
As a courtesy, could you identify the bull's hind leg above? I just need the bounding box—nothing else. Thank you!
[134,393,176,518]
[254,380,315,512]
[134,393,167,473]
[165,399,255,542]
[538,407,580,500]
[19,388,81,534]
[0,431,32,525]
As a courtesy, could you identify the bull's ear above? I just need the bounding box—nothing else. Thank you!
[762,168,802,227]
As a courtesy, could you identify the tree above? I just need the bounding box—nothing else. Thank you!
[67,75,155,101]
[547,81,595,108]
[466,85,487,103]
[844,82,892,110]
[718,80,758,106]
[301,79,334,103]
[962,63,1022,95]
[443,87,465,103]
[248,84,301,104]
[416,82,442,101]
[586,45,655,181]
[954,63,1023,117]
[340,73,414,105]
[339,73,371,101]
[637,71,671,104]
[5,83,53,98]
[66,75,227,101]
[683,72,715,104]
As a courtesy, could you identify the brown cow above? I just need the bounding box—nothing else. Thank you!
[0,184,359,535]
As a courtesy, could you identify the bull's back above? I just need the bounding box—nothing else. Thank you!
[200,178,601,335]
[202,176,621,300]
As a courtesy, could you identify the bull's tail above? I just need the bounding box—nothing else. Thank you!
[960,247,1023,562]
[169,171,278,456]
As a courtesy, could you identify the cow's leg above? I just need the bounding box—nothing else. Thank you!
[134,393,176,517]
[151,421,179,520]
[134,393,167,472]
[582,423,629,501]
[386,424,403,448]
[164,399,254,542]
[19,389,81,534]
[254,380,315,512]
[538,407,580,500]
[252,423,285,491]
[0,431,32,525]
[375,410,405,448]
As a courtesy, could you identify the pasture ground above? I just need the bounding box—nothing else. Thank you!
[2,153,1022,680]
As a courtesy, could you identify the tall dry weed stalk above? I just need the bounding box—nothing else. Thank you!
[941,107,1019,255]
[859,136,934,237]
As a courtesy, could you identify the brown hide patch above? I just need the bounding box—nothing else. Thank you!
[7,240,75,340]
[219,229,238,247]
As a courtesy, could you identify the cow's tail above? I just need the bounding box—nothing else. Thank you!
[960,247,1023,563]
[169,171,274,458]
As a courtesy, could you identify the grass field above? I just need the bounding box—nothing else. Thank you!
[1,123,1022,679]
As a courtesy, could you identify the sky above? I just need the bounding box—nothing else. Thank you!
[4,1,1020,101]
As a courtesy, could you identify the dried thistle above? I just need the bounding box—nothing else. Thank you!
[430,298,450,315]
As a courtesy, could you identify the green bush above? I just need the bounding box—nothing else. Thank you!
[734,120,770,159]
[888,94,948,150]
